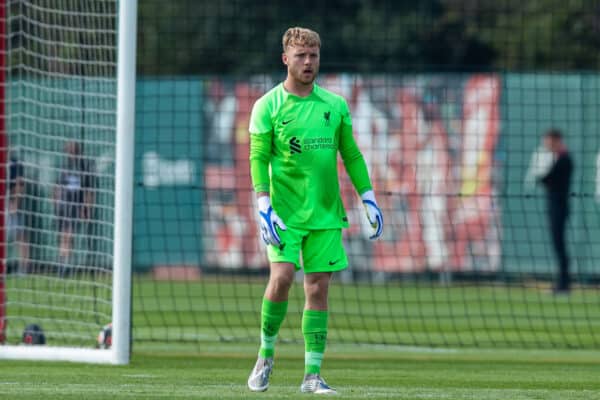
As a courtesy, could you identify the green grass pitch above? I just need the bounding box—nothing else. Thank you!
[5,275,600,348]
[1,343,600,399]
[2,275,600,398]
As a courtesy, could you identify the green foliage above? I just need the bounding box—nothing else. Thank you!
[136,0,600,74]
[442,0,600,70]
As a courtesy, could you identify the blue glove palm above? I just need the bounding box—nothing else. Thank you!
[361,190,383,240]
[257,196,287,246]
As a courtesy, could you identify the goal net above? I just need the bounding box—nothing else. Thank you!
[129,1,600,352]
[0,0,135,363]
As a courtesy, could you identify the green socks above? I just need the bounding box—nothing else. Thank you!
[259,298,288,358]
[302,309,328,374]
[258,299,329,375]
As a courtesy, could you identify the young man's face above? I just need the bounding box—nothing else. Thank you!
[282,45,320,85]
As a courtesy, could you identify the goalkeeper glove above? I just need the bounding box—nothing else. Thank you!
[361,190,383,240]
[257,195,287,247]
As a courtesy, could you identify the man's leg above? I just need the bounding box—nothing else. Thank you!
[300,271,338,394]
[248,262,295,392]
[249,225,302,392]
[299,228,347,394]
[17,233,30,274]
[260,262,295,357]
[303,272,331,374]
[58,224,73,278]
[550,211,570,291]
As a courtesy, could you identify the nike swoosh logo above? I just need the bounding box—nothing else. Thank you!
[328,259,340,266]
[282,119,294,125]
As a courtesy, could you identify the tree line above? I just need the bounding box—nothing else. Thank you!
[137,0,600,75]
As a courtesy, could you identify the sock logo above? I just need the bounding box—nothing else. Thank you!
[263,322,276,336]
[308,333,327,345]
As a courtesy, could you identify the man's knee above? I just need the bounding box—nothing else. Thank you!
[304,274,331,301]
[270,274,293,292]
[268,264,295,293]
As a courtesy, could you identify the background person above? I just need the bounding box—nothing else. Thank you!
[54,141,97,277]
[538,129,574,294]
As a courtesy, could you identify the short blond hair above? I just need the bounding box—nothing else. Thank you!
[282,27,321,52]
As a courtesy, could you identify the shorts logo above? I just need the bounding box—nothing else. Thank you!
[290,137,302,154]
[328,259,340,266]
[282,119,294,125]
[323,111,331,126]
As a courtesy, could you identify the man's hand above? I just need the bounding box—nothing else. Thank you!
[257,196,287,247]
[361,190,383,240]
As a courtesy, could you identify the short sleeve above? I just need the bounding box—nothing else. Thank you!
[249,97,273,134]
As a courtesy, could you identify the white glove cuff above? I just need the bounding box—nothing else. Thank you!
[257,195,271,213]
[361,189,376,203]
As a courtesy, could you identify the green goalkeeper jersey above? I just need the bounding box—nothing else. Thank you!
[249,83,372,230]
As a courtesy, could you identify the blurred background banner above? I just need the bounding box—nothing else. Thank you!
[134,78,203,272]
[129,73,600,277]
[194,74,502,273]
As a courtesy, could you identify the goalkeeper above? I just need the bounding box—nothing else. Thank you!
[247,27,383,395]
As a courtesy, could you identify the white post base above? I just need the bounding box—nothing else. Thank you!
[0,345,121,364]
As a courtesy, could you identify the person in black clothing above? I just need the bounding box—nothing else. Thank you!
[8,154,27,273]
[54,141,97,277]
[7,153,42,274]
[538,129,574,294]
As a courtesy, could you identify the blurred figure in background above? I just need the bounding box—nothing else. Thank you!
[54,141,97,277]
[538,129,574,294]
[7,153,41,274]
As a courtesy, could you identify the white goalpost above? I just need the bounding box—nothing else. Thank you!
[111,0,137,365]
[0,0,137,364]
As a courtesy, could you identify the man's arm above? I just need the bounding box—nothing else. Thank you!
[248,97,286,246]
[53,172,62,214]
[540,162,556,186]
[338,122,372,195]
[338,121,383,239]
[249,132,272,195]
[539,157,564,187]
[82,160,97,219]
[249,132,286,246]
[249,95,274,195]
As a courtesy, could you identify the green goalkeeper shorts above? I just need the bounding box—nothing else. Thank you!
[266,226,348,273]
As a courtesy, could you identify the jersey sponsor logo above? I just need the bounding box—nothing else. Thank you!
[289,136,336,154]
[290,137,302,154]
[282,119,294,125]
[323,111,331,126]
[303,136,336,151]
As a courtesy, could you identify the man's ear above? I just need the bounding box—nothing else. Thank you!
[281,52,288,66]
